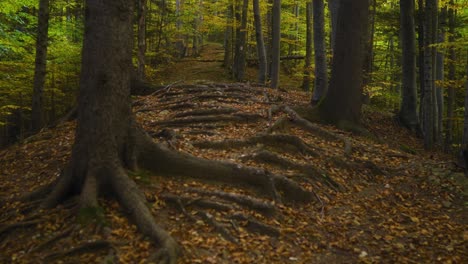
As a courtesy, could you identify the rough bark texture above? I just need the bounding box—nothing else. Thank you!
[399,0,420,132]
[318,0,369,124]
[41,1,180,262]
[270,0,281,89]
[32,0,50,132]
[302,2,313,92]
[253,0,267,84]
[311,0,328,105]
[137,0,147,80]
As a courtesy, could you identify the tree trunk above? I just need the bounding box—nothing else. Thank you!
[418,0,425,121]
[328,0,339,52]
[318,0,369,124]
[445,0,456,150]
[399,0,420,132]
[435,7,446,144]
[175,0,185,58]
[311,0,328,105]
[422,0,437,149]
[41,1,180,262]
[137,0,147,80]
[233,0,248,81]
[270,0,281,89]
[253,0,267,84]
[302,2,313,92]
[362,0,376,87]
[31,0,50,133]
[223,3,234,69]
[463,54,468,149]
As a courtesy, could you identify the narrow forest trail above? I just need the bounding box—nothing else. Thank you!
[0,45,467,263]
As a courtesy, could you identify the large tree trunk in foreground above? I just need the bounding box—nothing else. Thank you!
[399,0,420,132]
[41,1,180,262]
[318,0,369,125]
[32,0,50,133]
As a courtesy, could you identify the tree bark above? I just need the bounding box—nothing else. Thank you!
[311,0,328,105]
[302,2,313,92]
[422,0,437,149]
[233,0,248,81]
[327,0,339,52]
[32,0,50,133]
[435,7,446,144]
[445,0,456,150]
[399,0,420,132]
[253,0,267,84]
[318,0,369,124]
[137,0,147,80]
[270,0,281,89]
[223,2,234,69]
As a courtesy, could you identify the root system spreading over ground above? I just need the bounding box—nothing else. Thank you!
[0,44,467,263]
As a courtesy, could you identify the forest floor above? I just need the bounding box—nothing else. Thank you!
[0,44,467,263]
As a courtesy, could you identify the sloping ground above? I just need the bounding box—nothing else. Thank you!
[1,45,467,263]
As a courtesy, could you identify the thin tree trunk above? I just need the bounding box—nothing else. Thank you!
[363,0,377,87]
[270,0,281,89]
[137,0,147,80]
[418,0,425,122]
[32,0,50,133]
[302,2,312,92]
[435,7,446,144]
[253,0,267,84]
[399,0,420,132]
[445,0,456,150]
[311,0,328,105]
[463,54,468,149]
[223,3,234,69]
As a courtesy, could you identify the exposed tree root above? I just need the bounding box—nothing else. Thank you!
[186,188,276,216]
[197,211,239,244]
[173,107,238,118]
[42,240,112,261]
[269,105,352,156]
[161,193,234,212]
[152,113,262,127]
[240,150,341,191]
[231,213,280,237]
[193,134,319,158]
[137,138,313,203]
[0,220,44,241]
[29,226,74,254]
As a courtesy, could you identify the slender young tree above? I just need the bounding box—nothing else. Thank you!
[31,0,50,132]
[399,0,420,132]
[137,0,147,80]
[435,7,447,142]
[270,0,281,89]
[318,0,369,124]
[445,0,456,150]
[253,0,267,84]
[223,2,234,69]
[302,1,313,91]
[311,0,328,105]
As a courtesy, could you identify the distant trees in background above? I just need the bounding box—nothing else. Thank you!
[0,0,467,152]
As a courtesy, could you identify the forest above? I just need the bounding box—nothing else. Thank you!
[0,0,467,263]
